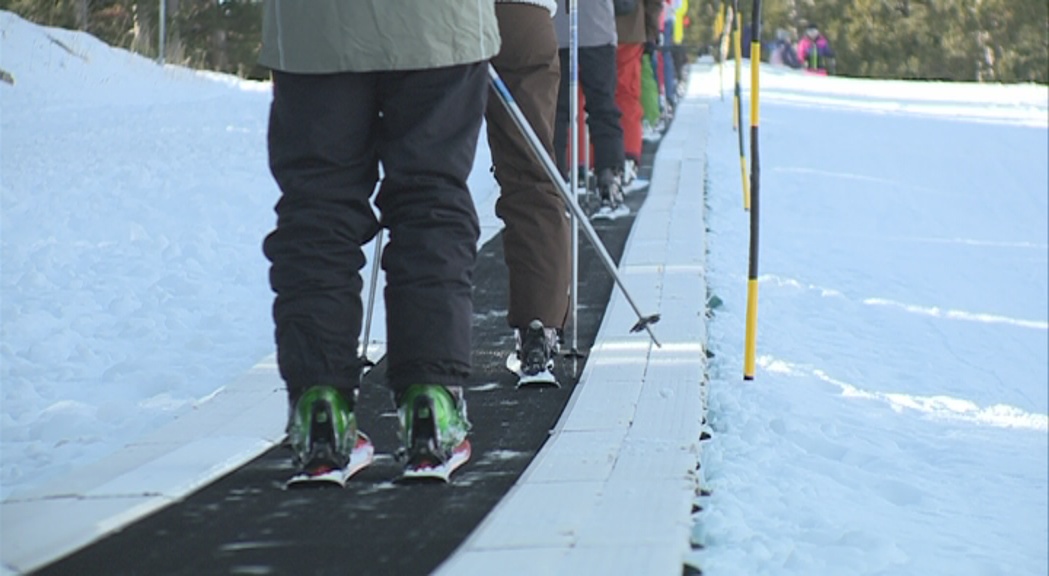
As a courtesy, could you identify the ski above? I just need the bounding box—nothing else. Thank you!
[285,432,375,488]
[396,387,472,483]
[590,203,631,221]
[400,440,471,483]
[505,352,559,387]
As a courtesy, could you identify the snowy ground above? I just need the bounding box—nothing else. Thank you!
[0,11,498,502]
[2,11,1048,575]
[690,63,1048,575]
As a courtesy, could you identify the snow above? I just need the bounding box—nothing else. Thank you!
[691,64,1048,574]
[0,11,498,502]
[2,10,1048,575]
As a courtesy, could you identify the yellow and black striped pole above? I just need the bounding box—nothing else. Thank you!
[716,0,727,100]
[743,0,762,380]
[732,0,750,210]
[731,0,741,132]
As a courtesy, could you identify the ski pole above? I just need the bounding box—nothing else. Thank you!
[569,0,581,357]
[360,227,384,368]
[488,65,661,346]
[583,108,592,201]
[732,0,751,210]
[743,0,762,380]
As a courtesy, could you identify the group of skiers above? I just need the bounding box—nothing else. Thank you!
[257,0,840,484]
[553,0,688,219]
[768,22,835,75]
[258,0,687,483]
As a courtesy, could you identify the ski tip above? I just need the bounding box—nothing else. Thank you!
[590,205,631,221]
[515,373,559,388]
[507,352,559,388]
[399,440,471,484]
[285,466,348,488]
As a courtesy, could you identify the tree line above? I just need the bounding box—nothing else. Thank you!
[685,0,1047,83]
[3,0,1046,83]
[2,0,266,78]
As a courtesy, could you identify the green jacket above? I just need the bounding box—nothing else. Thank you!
[259,0,501,73]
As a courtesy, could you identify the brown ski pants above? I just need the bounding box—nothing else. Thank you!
[487,3,572,331]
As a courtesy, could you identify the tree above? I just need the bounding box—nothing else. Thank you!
[974,0,1049,83]
[3,0,1042,83]
[75,0,89,29]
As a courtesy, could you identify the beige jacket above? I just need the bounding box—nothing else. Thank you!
[259,0,501,73]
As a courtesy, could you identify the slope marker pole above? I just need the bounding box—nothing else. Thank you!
[743,0,762,380]
[716,1,728,101]
[732,0,751,210]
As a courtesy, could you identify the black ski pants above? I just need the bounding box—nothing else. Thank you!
[264,64,488,398]
[554,44,625,177]
[487,3,571,331]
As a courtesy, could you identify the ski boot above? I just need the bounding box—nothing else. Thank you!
[593,167,628,220]
[622,157,638,189]
[398,384,471,481]
[286,386,373,487]
[514,319,559,386]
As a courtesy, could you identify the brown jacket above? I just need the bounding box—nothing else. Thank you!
[615,0,664,45]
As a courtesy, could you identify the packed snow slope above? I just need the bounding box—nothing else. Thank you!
[2,10,1047,575]
[0,11,498,501]
[689,61,1047,575]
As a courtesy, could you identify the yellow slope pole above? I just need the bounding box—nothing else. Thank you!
[732,0,750,210]
[731,1,740,132]
[743,0,762,380]
[716,1,727,100]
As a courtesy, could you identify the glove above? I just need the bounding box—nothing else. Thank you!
[643,40,657,55]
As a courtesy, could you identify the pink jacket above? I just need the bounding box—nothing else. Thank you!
[797,35,832,70]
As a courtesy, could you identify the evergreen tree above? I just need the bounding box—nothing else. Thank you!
[2,0,1043,83]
